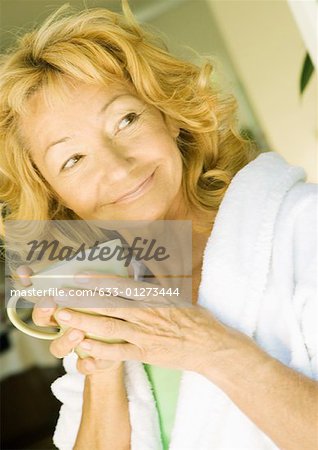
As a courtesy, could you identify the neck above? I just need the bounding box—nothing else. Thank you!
[118,192,216,278]
[164,194,216,271]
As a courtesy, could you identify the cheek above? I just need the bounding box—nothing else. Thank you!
[164,141,183,175]
[155,146,183,194]
[149,130,182,164]
[53,181,96,214]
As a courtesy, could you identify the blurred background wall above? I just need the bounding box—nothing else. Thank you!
[0,1,316,448]
[207,0,317,183]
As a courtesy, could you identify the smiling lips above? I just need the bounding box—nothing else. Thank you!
[111,169,156,204]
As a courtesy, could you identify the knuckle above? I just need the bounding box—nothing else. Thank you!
[95,359,111,370]
[49,340,62,358]
[49,336,71,359]
[77,357,96,375]
[90,341,103,357]
[101,317,116,336]
[32,309,48,327]
[76,359,87,375]
[71,311,83,327]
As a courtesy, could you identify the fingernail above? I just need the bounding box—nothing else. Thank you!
[79,341,92,350]
[69,330,83,341]
[39,308,51,313]
[57,310,72,321]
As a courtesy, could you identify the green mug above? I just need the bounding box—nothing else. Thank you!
[6,238,129,357]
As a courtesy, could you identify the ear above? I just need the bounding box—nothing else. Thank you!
[165,115,180,139]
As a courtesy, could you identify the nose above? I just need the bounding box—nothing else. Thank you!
[95,142,135,190]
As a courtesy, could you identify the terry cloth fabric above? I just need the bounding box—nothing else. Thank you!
[51,151,317,450]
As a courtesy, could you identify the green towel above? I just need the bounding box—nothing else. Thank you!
[144,364,182,450]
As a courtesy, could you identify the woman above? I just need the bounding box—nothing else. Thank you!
[0,3,317,450]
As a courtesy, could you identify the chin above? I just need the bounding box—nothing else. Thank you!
[94,202,166,222]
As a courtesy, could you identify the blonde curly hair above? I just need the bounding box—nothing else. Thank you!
[0,1,260,241]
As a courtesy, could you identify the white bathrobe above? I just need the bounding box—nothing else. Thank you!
[51,151,317,450]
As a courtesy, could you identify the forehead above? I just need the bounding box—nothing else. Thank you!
[19,79,138,148]
[25,79,135,117]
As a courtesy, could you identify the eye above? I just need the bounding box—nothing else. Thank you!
[118,112,140,132]
[61,154,84,171]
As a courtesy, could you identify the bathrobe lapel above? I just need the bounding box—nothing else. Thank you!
[125,152,307,450]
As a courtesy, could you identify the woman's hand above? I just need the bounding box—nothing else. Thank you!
[15,266,123,375]
[53,273,252,380]
[16,265,58,327]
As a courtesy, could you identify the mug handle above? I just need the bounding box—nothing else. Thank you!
[6,294,63,340]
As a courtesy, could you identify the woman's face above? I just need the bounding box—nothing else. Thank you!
[21,81,184,221]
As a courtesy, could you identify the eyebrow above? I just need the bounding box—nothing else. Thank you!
[44,94,131,156]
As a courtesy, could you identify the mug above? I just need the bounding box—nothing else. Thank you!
[6,238,130,356]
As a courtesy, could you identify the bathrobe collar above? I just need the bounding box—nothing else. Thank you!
[125,152,306,450]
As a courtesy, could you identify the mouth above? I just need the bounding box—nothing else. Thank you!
[111,168,157,204]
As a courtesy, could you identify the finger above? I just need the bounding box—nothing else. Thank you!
[76,357,96,375]
[54,291,151,319]
[33,298,57,327]
[72,271,160,300]
[55,290,130,309]
[77,339,143,362]
[54,308,139,343]
[76,357,122,375]
[16,265,34,287]
[50,328,85,359]
[72,272,183,303]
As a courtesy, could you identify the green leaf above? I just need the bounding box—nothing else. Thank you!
[300,53,314,95]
